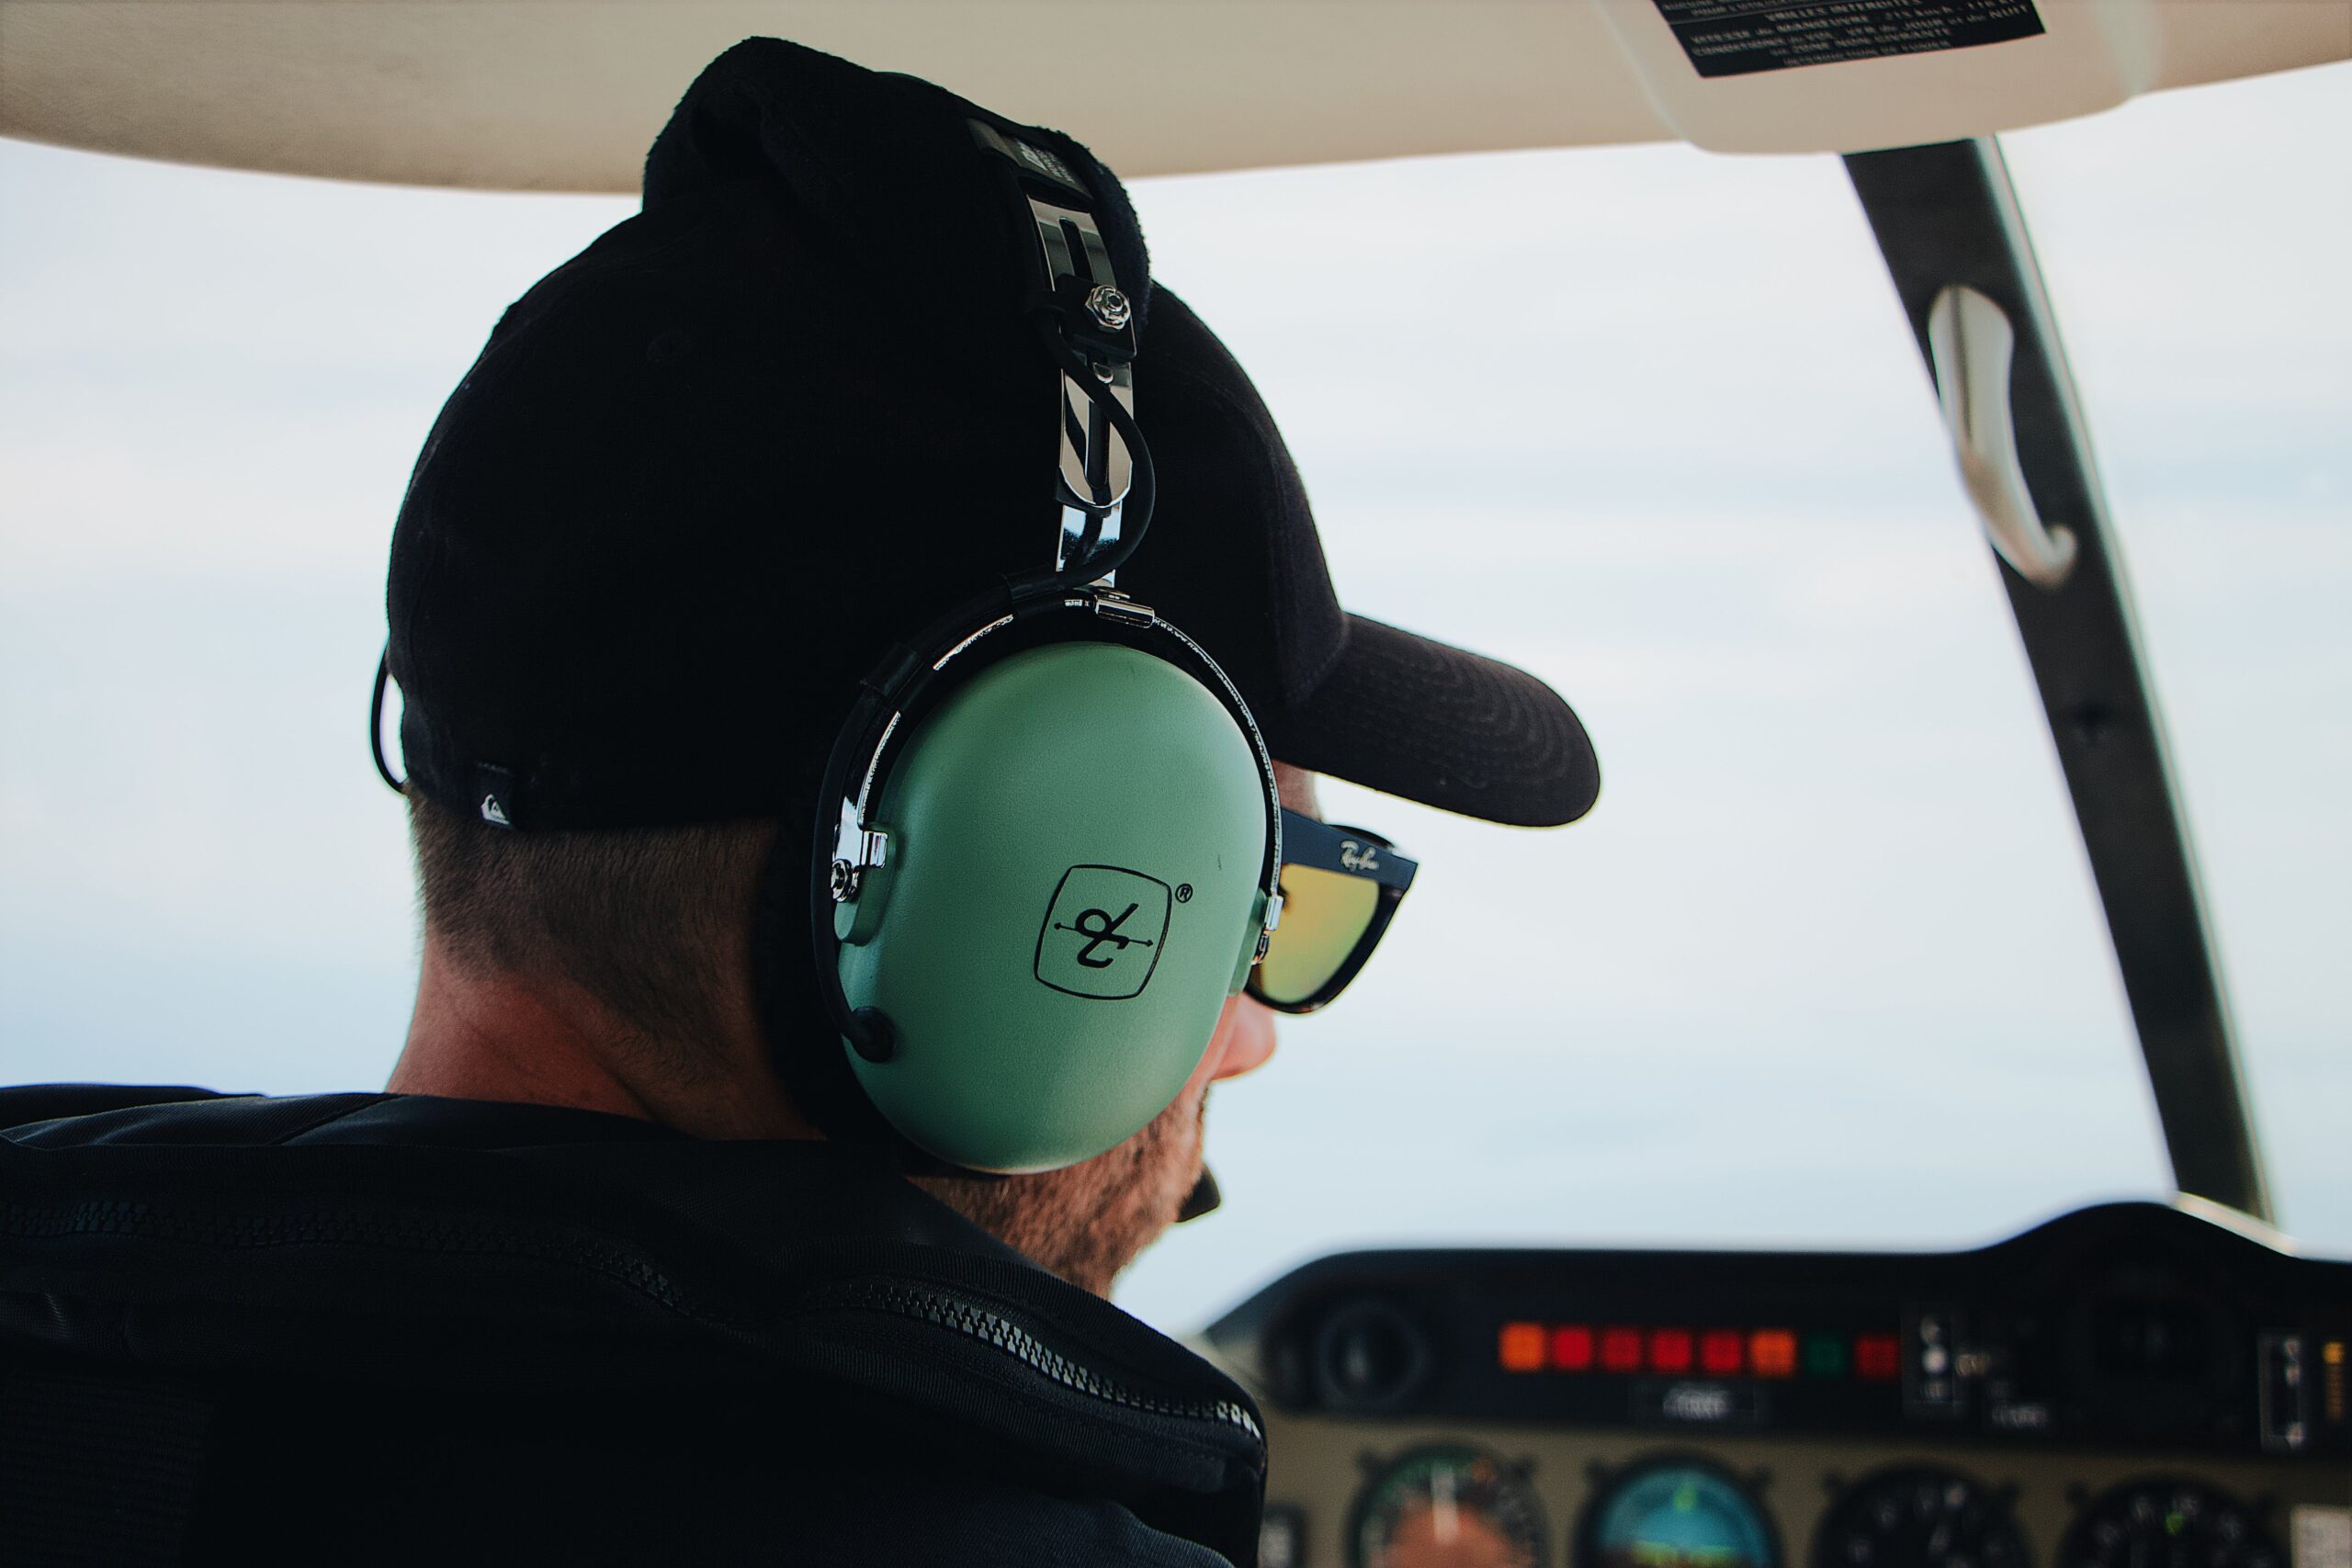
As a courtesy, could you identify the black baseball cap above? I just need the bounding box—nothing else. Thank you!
[386,38,1598,832]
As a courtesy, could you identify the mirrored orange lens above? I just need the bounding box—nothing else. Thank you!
[1255,863,1379,1007]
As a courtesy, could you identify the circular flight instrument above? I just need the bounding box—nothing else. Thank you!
[2058,1478,2283,1568]
[1578,1455,1781,1568]
[1814,1466,2030,1568]
[1350,1443,1545,1568]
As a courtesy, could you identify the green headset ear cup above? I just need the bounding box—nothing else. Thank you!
[837,641,1270,1174]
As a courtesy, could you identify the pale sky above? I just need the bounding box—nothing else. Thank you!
[1,62,2344,1333]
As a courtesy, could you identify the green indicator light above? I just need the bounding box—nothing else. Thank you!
[2165,1514,2187,1538]
[1804,1334,1847,1377]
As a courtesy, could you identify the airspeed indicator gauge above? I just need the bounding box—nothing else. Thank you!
[1350,1443,1544,1568]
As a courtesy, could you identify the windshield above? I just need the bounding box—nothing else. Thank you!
[1,65,2341,1338]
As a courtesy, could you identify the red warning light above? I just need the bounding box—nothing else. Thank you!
[1700,1330,1744,1375]
[1855,1332,1901,1382]
[1648,1328,1694,1374]
[1552,1325,1596,1371]
[1601,1326,1645,1372]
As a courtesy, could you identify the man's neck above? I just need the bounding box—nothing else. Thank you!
[390,938,818,1140]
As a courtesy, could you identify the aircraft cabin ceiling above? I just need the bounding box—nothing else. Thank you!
[1,1,2345,191]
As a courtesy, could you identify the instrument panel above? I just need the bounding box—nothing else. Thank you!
[1199,1203,2349,1568]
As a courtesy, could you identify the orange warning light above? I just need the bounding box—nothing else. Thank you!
[1500,1321,1547,1372]
[1750,1329,1799,1378]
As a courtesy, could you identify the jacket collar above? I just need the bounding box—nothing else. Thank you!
[2,1086,1267,1563]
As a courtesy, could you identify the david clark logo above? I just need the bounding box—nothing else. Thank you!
[1013,140,1077,188]
[1035,865,1172,1001]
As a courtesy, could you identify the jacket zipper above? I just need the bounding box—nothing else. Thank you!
[4,1194,1264,1449]
[825,1278,1264,1445]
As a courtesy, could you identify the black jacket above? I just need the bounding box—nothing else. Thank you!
[0,1086,1266,1565]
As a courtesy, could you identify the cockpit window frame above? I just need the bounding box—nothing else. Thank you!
[1842,137,2271,1223]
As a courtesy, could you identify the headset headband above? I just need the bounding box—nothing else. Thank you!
[807,121,1283,1068]
[967,120,1139,582]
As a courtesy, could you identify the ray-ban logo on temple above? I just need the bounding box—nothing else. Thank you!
[1035,866,1172,1000]
[1340,839,1380,873]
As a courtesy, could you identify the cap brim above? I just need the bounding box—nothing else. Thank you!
[1265,615,1600,828]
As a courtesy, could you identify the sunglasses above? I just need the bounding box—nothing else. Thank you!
[1246,807,1419,1014]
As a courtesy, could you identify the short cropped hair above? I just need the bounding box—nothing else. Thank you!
[408,791,774,1057]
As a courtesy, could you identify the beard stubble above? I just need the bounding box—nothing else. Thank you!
[911,1083,1211,1297]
